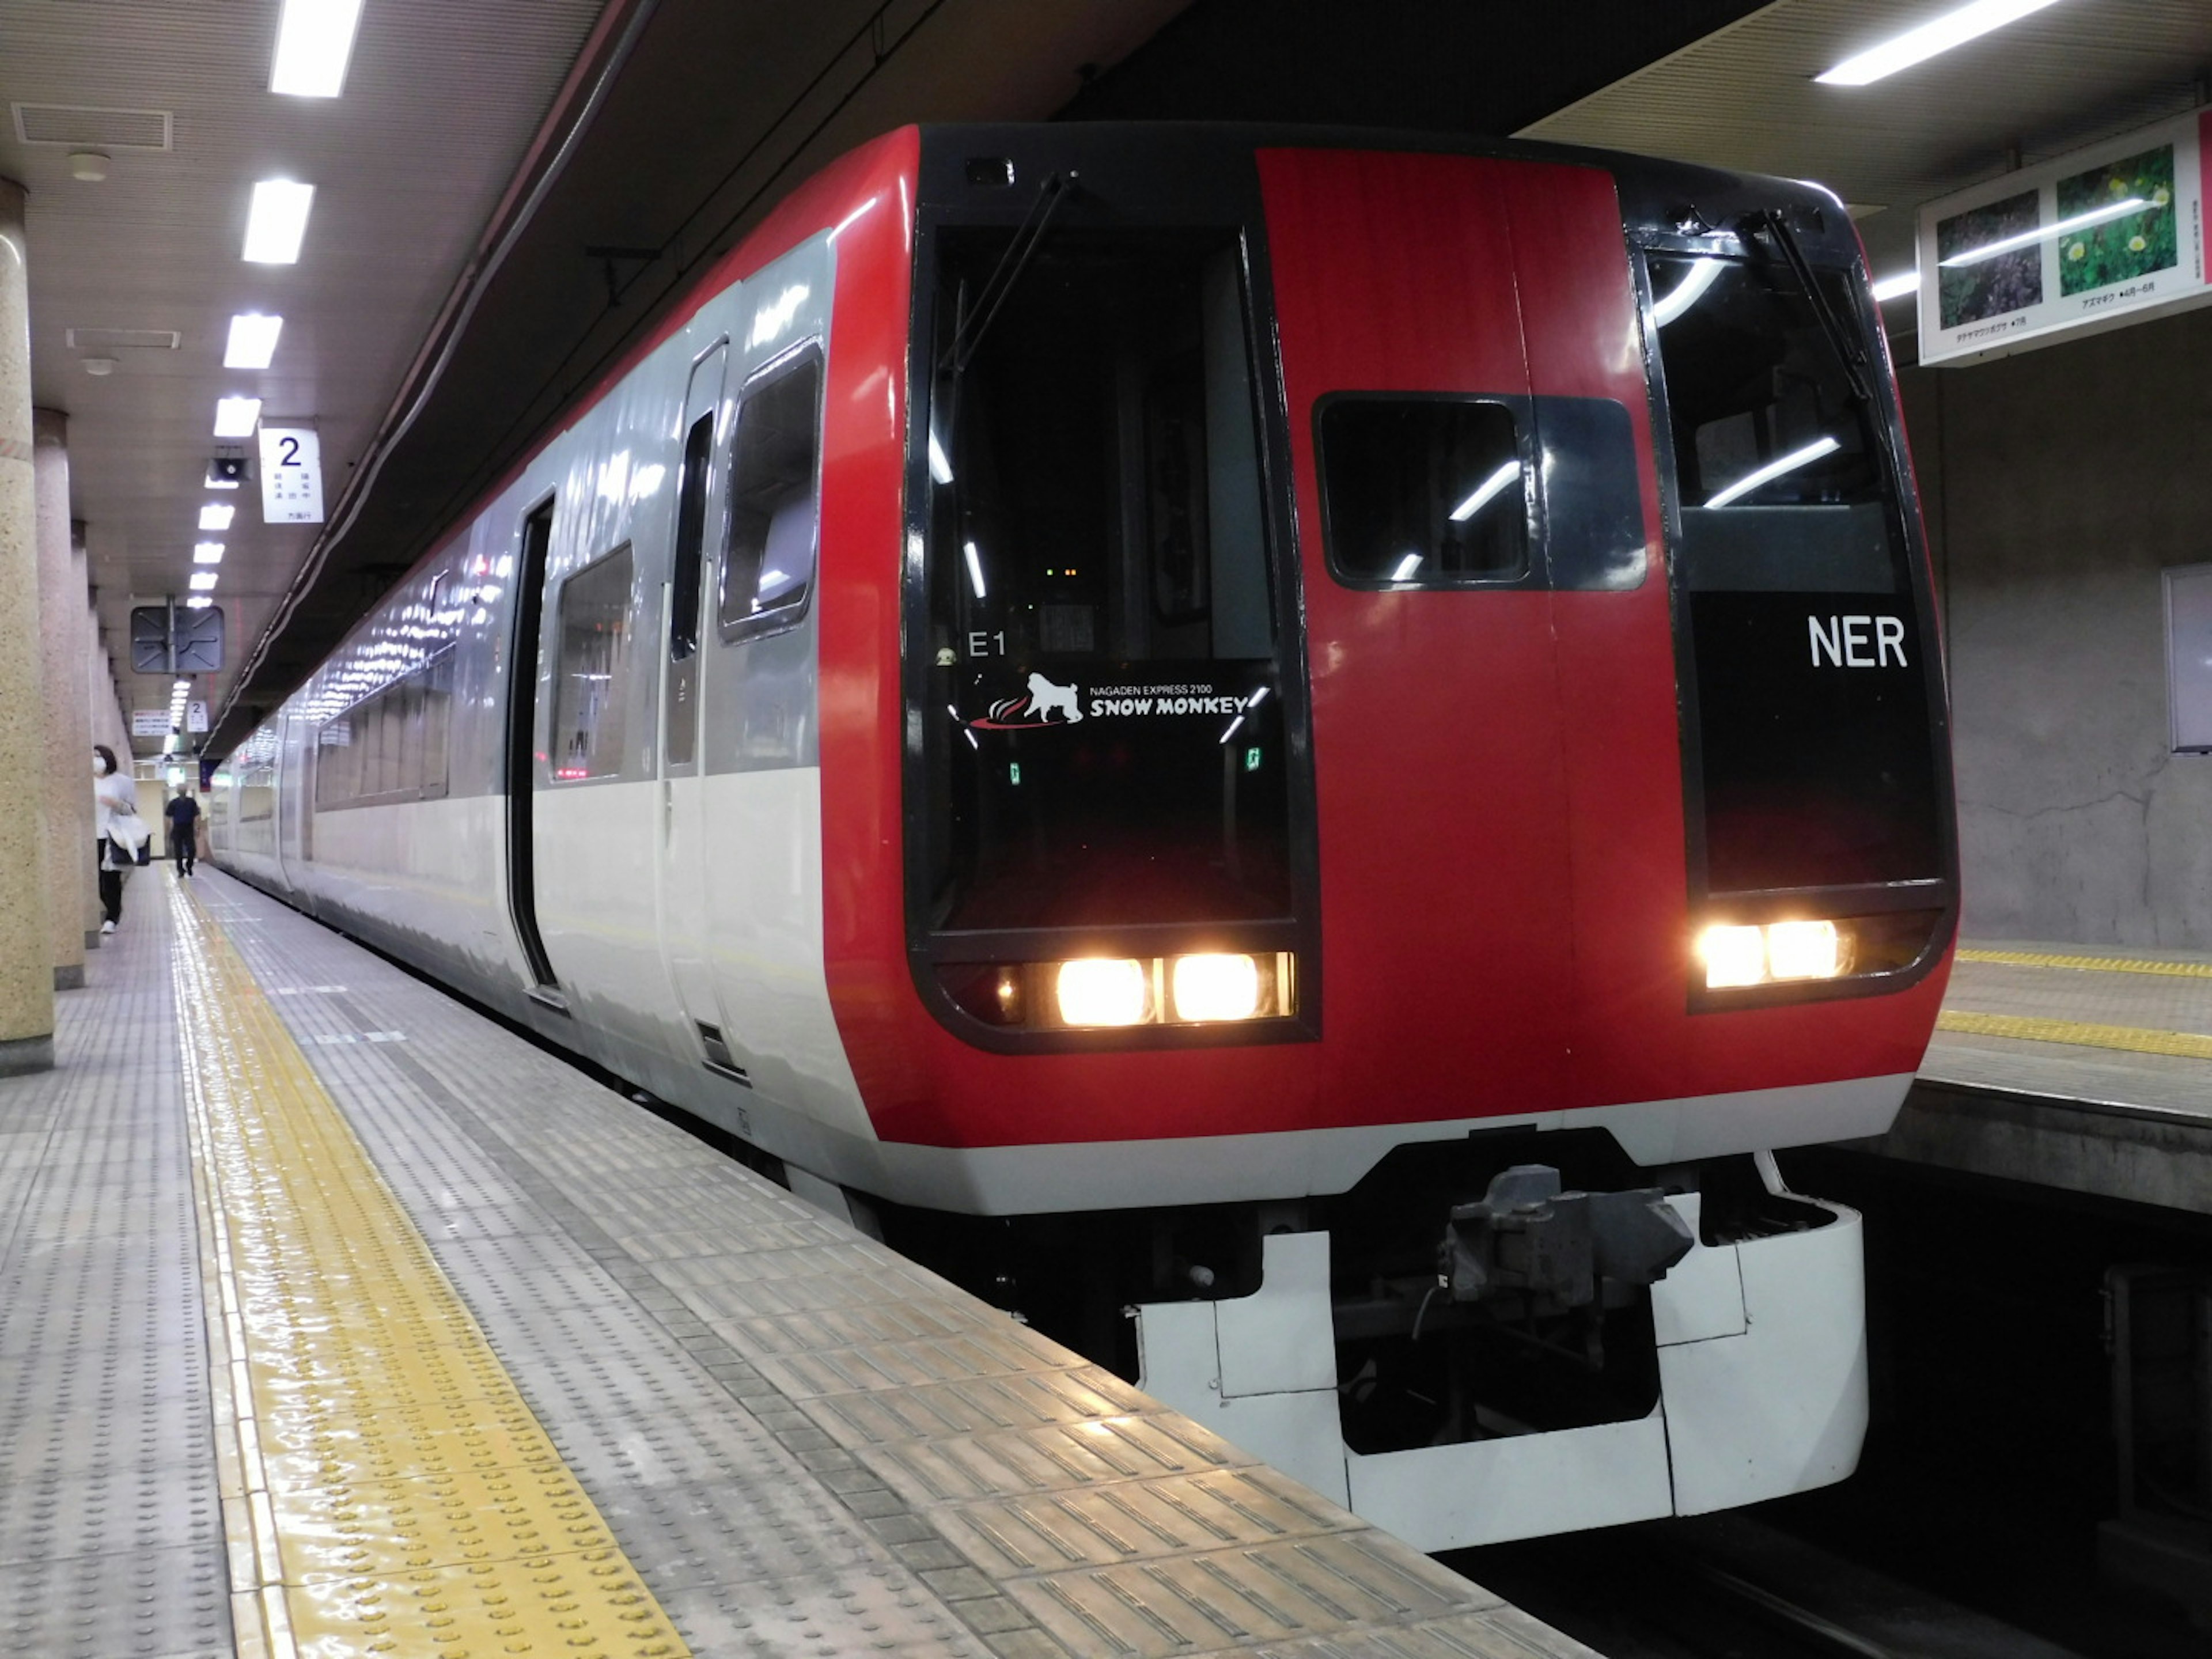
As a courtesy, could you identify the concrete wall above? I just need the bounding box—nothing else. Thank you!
[1897,305,2212,947]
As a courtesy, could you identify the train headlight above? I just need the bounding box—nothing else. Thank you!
[1766,919,1843,981]
[1699,920,1852,988]
[946,952,1296,1031]
[1056,959,1150,1027]
[1170,953,1262,1022]
[1699,925,1768,988]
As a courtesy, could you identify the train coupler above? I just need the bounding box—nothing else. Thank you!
[1440,1164,1693,1310]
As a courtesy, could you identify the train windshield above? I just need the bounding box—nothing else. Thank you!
[1652,255,1904,596]
[1649,251,1942,895]
[915,226,1291,932]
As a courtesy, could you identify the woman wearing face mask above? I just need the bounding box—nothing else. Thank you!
[92,745,136,933]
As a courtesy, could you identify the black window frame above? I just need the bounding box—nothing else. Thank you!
[717,341,824,648]
[550,540,638,785]
[1313,391,1539,591]
[1632,225,1960,1010]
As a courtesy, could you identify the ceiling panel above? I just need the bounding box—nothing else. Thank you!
[1522,0,2212,282]
[0,0,611,753]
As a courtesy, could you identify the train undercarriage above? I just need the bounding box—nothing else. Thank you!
[879,1128,1867,1551]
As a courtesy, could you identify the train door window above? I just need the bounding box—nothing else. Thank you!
[421,654,452,798]
[552,543,637,780]
[919,226,1289,932]
[317,716,355,808]
[666,408,717,770]
[395,680,427,798]
[718,350,820,643]
[1316,397,1529,585]
[354,696,384,798]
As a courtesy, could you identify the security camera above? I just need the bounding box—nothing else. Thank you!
[206,453,248,488]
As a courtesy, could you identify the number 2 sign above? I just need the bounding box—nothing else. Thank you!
[257,425,326,524]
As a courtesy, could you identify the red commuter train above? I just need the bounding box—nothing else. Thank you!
[213,123,1956,1549]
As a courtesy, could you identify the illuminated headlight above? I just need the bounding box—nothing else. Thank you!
[1699,920,1851,990]
[1171,953,1263,1022]
[1056,959,1150,1027]
[947,952,1297,1030]
[1699,925,1768,989]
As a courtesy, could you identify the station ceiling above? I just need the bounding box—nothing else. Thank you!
[2,0,2206,760]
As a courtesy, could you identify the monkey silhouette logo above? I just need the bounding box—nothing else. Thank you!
[1024,673,1083,724]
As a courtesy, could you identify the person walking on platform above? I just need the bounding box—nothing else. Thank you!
[165,785,201,877]
[92,744,141,933]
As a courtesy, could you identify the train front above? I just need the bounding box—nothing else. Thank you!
[824,126,1956,1550]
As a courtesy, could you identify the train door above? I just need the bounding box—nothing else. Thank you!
[657,342,731,1062]
[506,499,562,1003]
[275,712,312,889]
[1256,148,1577,1116]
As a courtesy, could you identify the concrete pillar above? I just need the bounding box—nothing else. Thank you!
[35,410,86,991]
[0,177,54,1075]
[73,524,99,949]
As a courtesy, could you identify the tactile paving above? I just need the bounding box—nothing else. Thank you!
[165,880,695,1659]
[176,866,1601,1659]
[1928,940,2212,1116]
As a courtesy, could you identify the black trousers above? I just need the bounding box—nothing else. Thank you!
[96,840,123,923]
[169,825,195,874]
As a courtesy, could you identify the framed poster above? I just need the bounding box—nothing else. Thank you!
[1918,110,2211,365]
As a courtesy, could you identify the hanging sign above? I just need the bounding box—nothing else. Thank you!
[130,709,170,737]
[258,423,326,524]
[1918,109,2211,366]
[187,700,209,734]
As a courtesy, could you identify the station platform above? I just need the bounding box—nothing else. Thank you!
[0,865,1599,1659]
[1869,942,2212,1210]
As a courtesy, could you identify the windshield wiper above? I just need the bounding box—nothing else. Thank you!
[939,171,1077,377]
[1748,207,1873,404]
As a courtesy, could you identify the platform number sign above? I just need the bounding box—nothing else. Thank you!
[258,424,325,524]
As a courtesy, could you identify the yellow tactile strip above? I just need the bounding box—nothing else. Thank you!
[1936,1009,2212,1062]
[1957,946,2212,980]
[166,880,692,1659]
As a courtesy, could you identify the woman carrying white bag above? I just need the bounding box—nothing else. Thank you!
[92,744,148,934]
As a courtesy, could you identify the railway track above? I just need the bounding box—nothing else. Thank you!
[1450,1516,2087,1659]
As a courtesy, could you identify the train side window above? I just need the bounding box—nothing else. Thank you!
[1316,397,1529,586]
[552,543,637,780]
[718,350,820,644]
[316,715,355,808]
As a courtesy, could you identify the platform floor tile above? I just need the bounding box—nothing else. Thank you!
[0,882,234,1659]
[29,865,1605,1659]
[1926,941,2212,1115]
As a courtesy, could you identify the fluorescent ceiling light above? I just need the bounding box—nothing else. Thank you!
[224,313,284,369]
[1817,0,2068,86]
[1940,197,2146,266]
[271,0,365,97]
[185,596,214,610]
[213,396,263,438]
[963,540,987,600]
[1390,553,1423,581]
[1448,461,1521,523]
[1871,270,1921,302]
[198,503,235,531]
[1652,258,1726,327]
[194,542,225,564]
[189,571,219,592]
[1706,435,1842,509]
[243,180,315,264]
[173,679,192,691]
[927,430,953,485]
